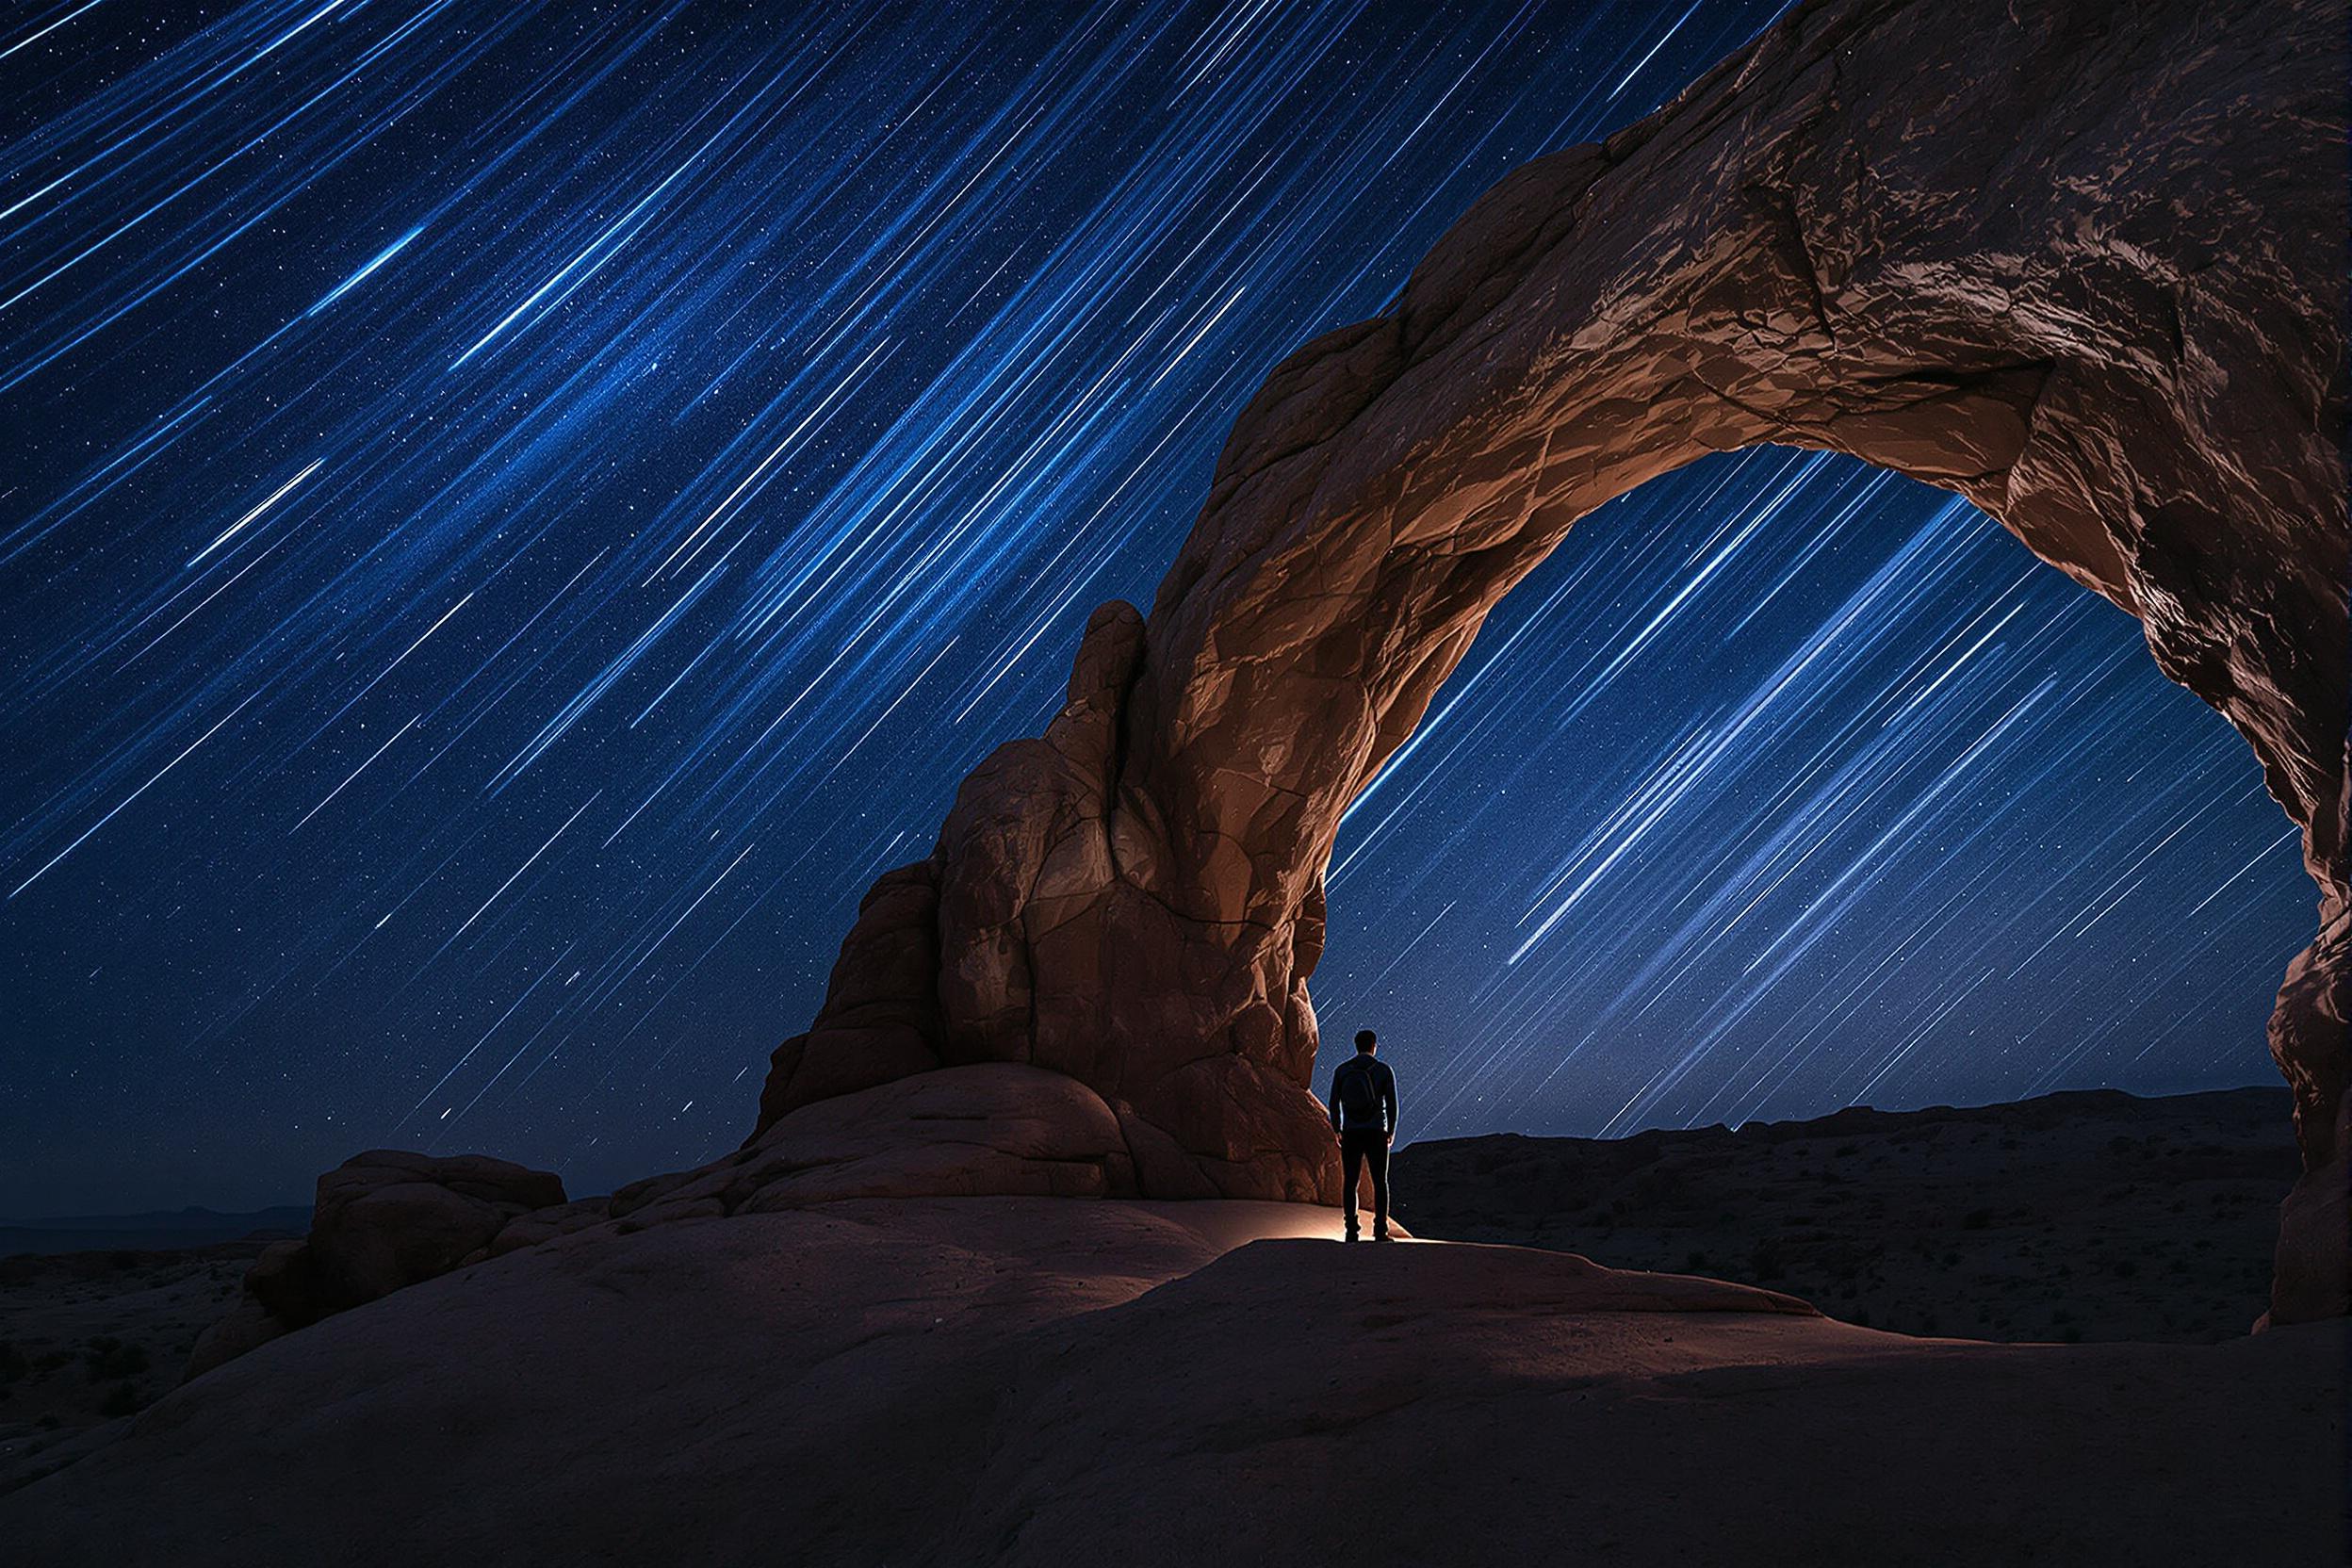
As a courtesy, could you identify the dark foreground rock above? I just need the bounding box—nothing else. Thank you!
[1396,1086,2299,1342]
[183,1149,568,1379]
[182,1065,1232,1376]
[2,1198,2339,1567]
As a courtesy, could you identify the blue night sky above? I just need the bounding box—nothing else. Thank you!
[1,0,2312,1215]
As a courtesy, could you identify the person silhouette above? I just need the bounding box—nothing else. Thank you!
[1329,1028,1398,1241]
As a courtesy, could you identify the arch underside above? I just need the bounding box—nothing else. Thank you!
[755,0,2348,1322]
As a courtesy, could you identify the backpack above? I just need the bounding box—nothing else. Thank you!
[1337,1059,1383,1127]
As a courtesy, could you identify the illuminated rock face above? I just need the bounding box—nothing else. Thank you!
[757,0,2347,1318]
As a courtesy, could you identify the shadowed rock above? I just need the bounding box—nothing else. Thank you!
[752,0,2347,1323]
[15,1199,2342,1567]
[629,1064,1140,1220]
[185,1149,567,1379]
[188,1065,1278,1371]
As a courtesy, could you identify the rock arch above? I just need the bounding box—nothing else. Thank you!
[753,0,2347,1321]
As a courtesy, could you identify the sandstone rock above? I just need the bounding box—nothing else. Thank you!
[307,1150,567,1302]
[178,1294,286,1382]
[558,1063,1331,1233]
[752,0,2347,1322]
[2262,907,2351,1323]
[754,859,946,1128]
[674,1065,1142,1214]
[486,1197,615,1257]
[16,1198,2343,1566]
[237,1234,317,1326]
[185,1149,569,1380]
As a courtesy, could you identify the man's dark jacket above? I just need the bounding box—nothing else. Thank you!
[1329,1055,1398,1135]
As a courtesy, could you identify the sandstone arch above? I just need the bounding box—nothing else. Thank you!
[754,0,2347,1322]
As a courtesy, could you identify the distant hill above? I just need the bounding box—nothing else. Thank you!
[0,1206,312,1258]
[1391,1086,2297,1343]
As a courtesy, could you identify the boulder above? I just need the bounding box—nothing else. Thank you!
[185,1150,569,1380]
[306,1150,567,1300]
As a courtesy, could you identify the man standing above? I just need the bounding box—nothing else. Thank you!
[1329,1028,1399,1241]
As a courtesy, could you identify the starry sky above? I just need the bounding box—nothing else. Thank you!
[1,0,2314,1216]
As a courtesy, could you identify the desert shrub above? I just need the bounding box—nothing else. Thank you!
[1961,1208,1993,1230]
[0,1340,25,1385]
[98,1380,143,1418]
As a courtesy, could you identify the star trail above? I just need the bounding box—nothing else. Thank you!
[1,0,2313,1213]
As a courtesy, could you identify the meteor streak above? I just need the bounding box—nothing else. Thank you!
[2,0,2307,1210]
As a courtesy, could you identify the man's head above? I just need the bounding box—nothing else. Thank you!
[1354,1029,1378,1054]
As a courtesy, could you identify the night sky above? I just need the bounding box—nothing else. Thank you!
[2,0,2313,1216]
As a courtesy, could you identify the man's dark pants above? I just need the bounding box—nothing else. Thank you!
[1340,1127,1390,1236]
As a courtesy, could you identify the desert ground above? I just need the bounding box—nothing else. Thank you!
[1394,1086,2298,1342]
[2,1086,2339,1566]
[0,1241,277,1489]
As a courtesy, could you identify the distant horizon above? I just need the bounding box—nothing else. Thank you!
[2,1202,316,1228]
[7,1077,2295,1223]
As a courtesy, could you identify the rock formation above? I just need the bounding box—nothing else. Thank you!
[185,1150,569,1378]
[755,0,2349,1322]
[11,7,2346,1549]
[14,1198,2344,1566]
[622,1064,1155,1220]
[185,1065,1243,1374]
